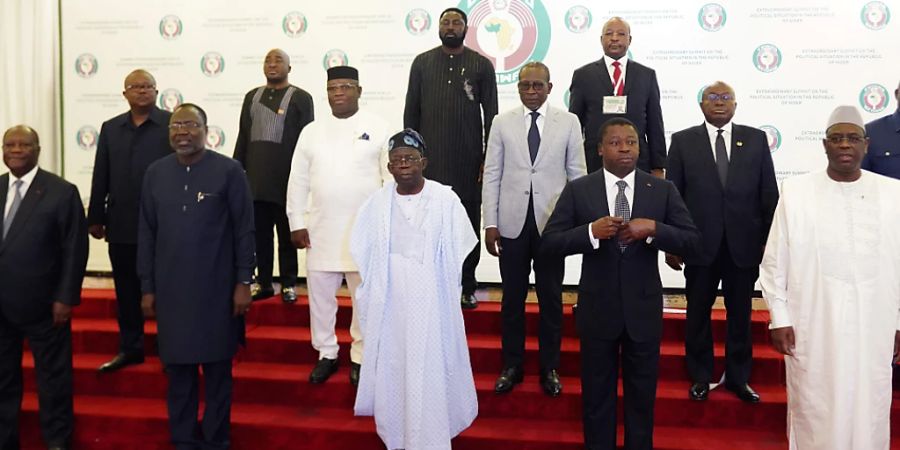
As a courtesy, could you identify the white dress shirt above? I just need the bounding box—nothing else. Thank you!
[705,121,733,162]
[604,55,629,95]
[4,165,38,218]
[523,102,548,136]
[589,168,635,248]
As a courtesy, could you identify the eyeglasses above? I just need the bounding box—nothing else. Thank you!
[517,81,548,92]
[825,134,865,145]
[705,93,734,102]
[169,122,203,131]
[388,156,423,165]
[126,84,157,91]
[326,83,358,93]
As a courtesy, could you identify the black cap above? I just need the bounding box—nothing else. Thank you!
[326,65,359,81]
[387,129,427,155]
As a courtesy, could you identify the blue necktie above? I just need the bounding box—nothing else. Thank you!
[528,111,540,164]
[3,180,23,239]
[614,180,630,252]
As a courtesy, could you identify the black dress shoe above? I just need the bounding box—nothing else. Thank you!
[309,358,339,384]
[689,382,709,401]
[251,284,275,301]
[281,286,298,304]
[540,370,563,397]
[726,383,761,403]
[349,362,361,387]
[494,366,523,394]
[460,293,478,310]
[97,352,145,373]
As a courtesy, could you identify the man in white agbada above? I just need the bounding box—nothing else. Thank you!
[286,65,391,385]
[761,105,900,450]
[351,129,478,450]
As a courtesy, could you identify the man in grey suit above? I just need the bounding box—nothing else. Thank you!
[482,62,587,396]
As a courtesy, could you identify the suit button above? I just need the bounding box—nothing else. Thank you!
[531,169,536,174]
[524,191,530,195]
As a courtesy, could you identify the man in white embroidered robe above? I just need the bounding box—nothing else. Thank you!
[761,105,900,450]
[351,129,478,450]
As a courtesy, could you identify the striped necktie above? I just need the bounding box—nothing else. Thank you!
[3,180,23,239]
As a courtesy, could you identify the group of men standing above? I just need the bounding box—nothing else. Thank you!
[1,5,899,450]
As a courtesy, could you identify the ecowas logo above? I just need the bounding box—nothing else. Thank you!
[859,83,889,113]
[698,4,726,32]
[74,54,98,78]
[159,15,183,40]
[564,6,592,33]
[206,126,226,151]
[752,44,782,73]
[459,0,552,85]
[405,9,432,35]
[322,49,349,69]
[201,52,225,77]
[158,88,184,112]
[758,125,782,153]
[283,11,308,38]
[76,126,99,151]
[861,2,891,30]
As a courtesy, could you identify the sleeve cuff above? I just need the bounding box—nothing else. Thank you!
[767,298,792,329]
[588,226,600,250]
[288,213,305,231]
[485,225,497,229]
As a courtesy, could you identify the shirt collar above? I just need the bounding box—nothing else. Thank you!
[603,167,635,192]
[8,165,38,189]
[121,106,166,128]
[705,121,733,136]
[605,55,629,69]
[523,102,549,118]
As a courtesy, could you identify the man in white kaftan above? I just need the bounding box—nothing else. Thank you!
[351,129,478,450]
[760,105,900,450]
[286,66,391,384]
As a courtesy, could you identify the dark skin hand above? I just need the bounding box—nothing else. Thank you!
[52,302,72,327]
[485,228,501,257]
[88,224,105,240]
[141,293,156,318]
[650,168,664,179]
[232,284,251,317]
[617,218,655,244]
[291,229,311,249]
[894,331,900,364]
[591,216,624,240]
[770,326,795,357]
[665,253,683,271]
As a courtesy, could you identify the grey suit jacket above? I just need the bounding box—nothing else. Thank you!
[482,104,587,238]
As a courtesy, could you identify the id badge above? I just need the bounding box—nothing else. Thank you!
[603,96,627,114]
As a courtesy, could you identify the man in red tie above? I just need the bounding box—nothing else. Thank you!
[568,17,666,177]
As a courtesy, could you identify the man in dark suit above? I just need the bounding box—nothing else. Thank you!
[0,125,89,450]
[665,81,779,403]
[542,118,700,450]
[568,17,666,176]
[88,69,172,372]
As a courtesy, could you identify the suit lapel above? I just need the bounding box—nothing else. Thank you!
[515,109,532,167]
[625,171,654,256]
[727,125,747,186]
[2,169,48,246]
[533,107,559,167]
[623,60,635,95]
[695,124,725,193]
[593,170,610,218]
[595,58,614,95]
[0,174,8,244]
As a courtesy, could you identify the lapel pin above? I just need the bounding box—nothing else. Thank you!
[736,141,743,147]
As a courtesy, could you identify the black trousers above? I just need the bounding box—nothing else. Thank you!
[581,331,659,450]
[166,359,233,450]
[253,201,298,289]
[461,198,481,296]
[0,313,73,449]
[684,237,757,385]
[498,204,564,372]
[108,243,144,355]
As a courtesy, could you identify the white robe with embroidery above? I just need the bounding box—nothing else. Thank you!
[351,180,478,450]
[760,170,900,450]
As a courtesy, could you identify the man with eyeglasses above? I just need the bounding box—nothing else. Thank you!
[404,7,499,310]
[351,129,478,450]
[482,62,586,397]
[862,79,900,179]
[665,81,778,404]
[286,66,391,386]
[88,69,172,373]
[760,105,900,450]
[137,103,255,449]
[233,49,314,304]
[568,17,666,177]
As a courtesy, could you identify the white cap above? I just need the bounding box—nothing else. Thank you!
[826,105,865,132]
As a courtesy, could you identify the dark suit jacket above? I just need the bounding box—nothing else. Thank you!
[87,107,172,244]
[568,58,666,174]
[666,123,778,268]
[0,169,88,325]
[541,170,700,342]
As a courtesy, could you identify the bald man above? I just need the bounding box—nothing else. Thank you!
[88,69,172,372]
[233,48,314,303]
[1,125,88,450]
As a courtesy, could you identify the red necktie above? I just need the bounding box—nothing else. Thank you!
[612,61,624,96]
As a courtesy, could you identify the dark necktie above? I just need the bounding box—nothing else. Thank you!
[528,111,540,164]
[3,180,23,239]
[716,129,729,186]
[614,180,630,252]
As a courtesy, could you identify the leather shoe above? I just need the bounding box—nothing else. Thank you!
[540,370,563,397]
[309,358,339,384]
[97,352,144,372]
[494,366,523,394]
[47,446,68,450]
[251,284,275,301]
[349,362,361,387]
[281,286,297,304]
[461,293,478,310]
[689,382,709,401]
[726,383,761,403]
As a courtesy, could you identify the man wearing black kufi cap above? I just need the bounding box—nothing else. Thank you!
[286,66,392,386]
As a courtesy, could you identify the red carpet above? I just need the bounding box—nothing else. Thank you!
[16,289,900,449]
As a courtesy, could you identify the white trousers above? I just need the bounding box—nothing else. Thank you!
[306,270,363,363]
